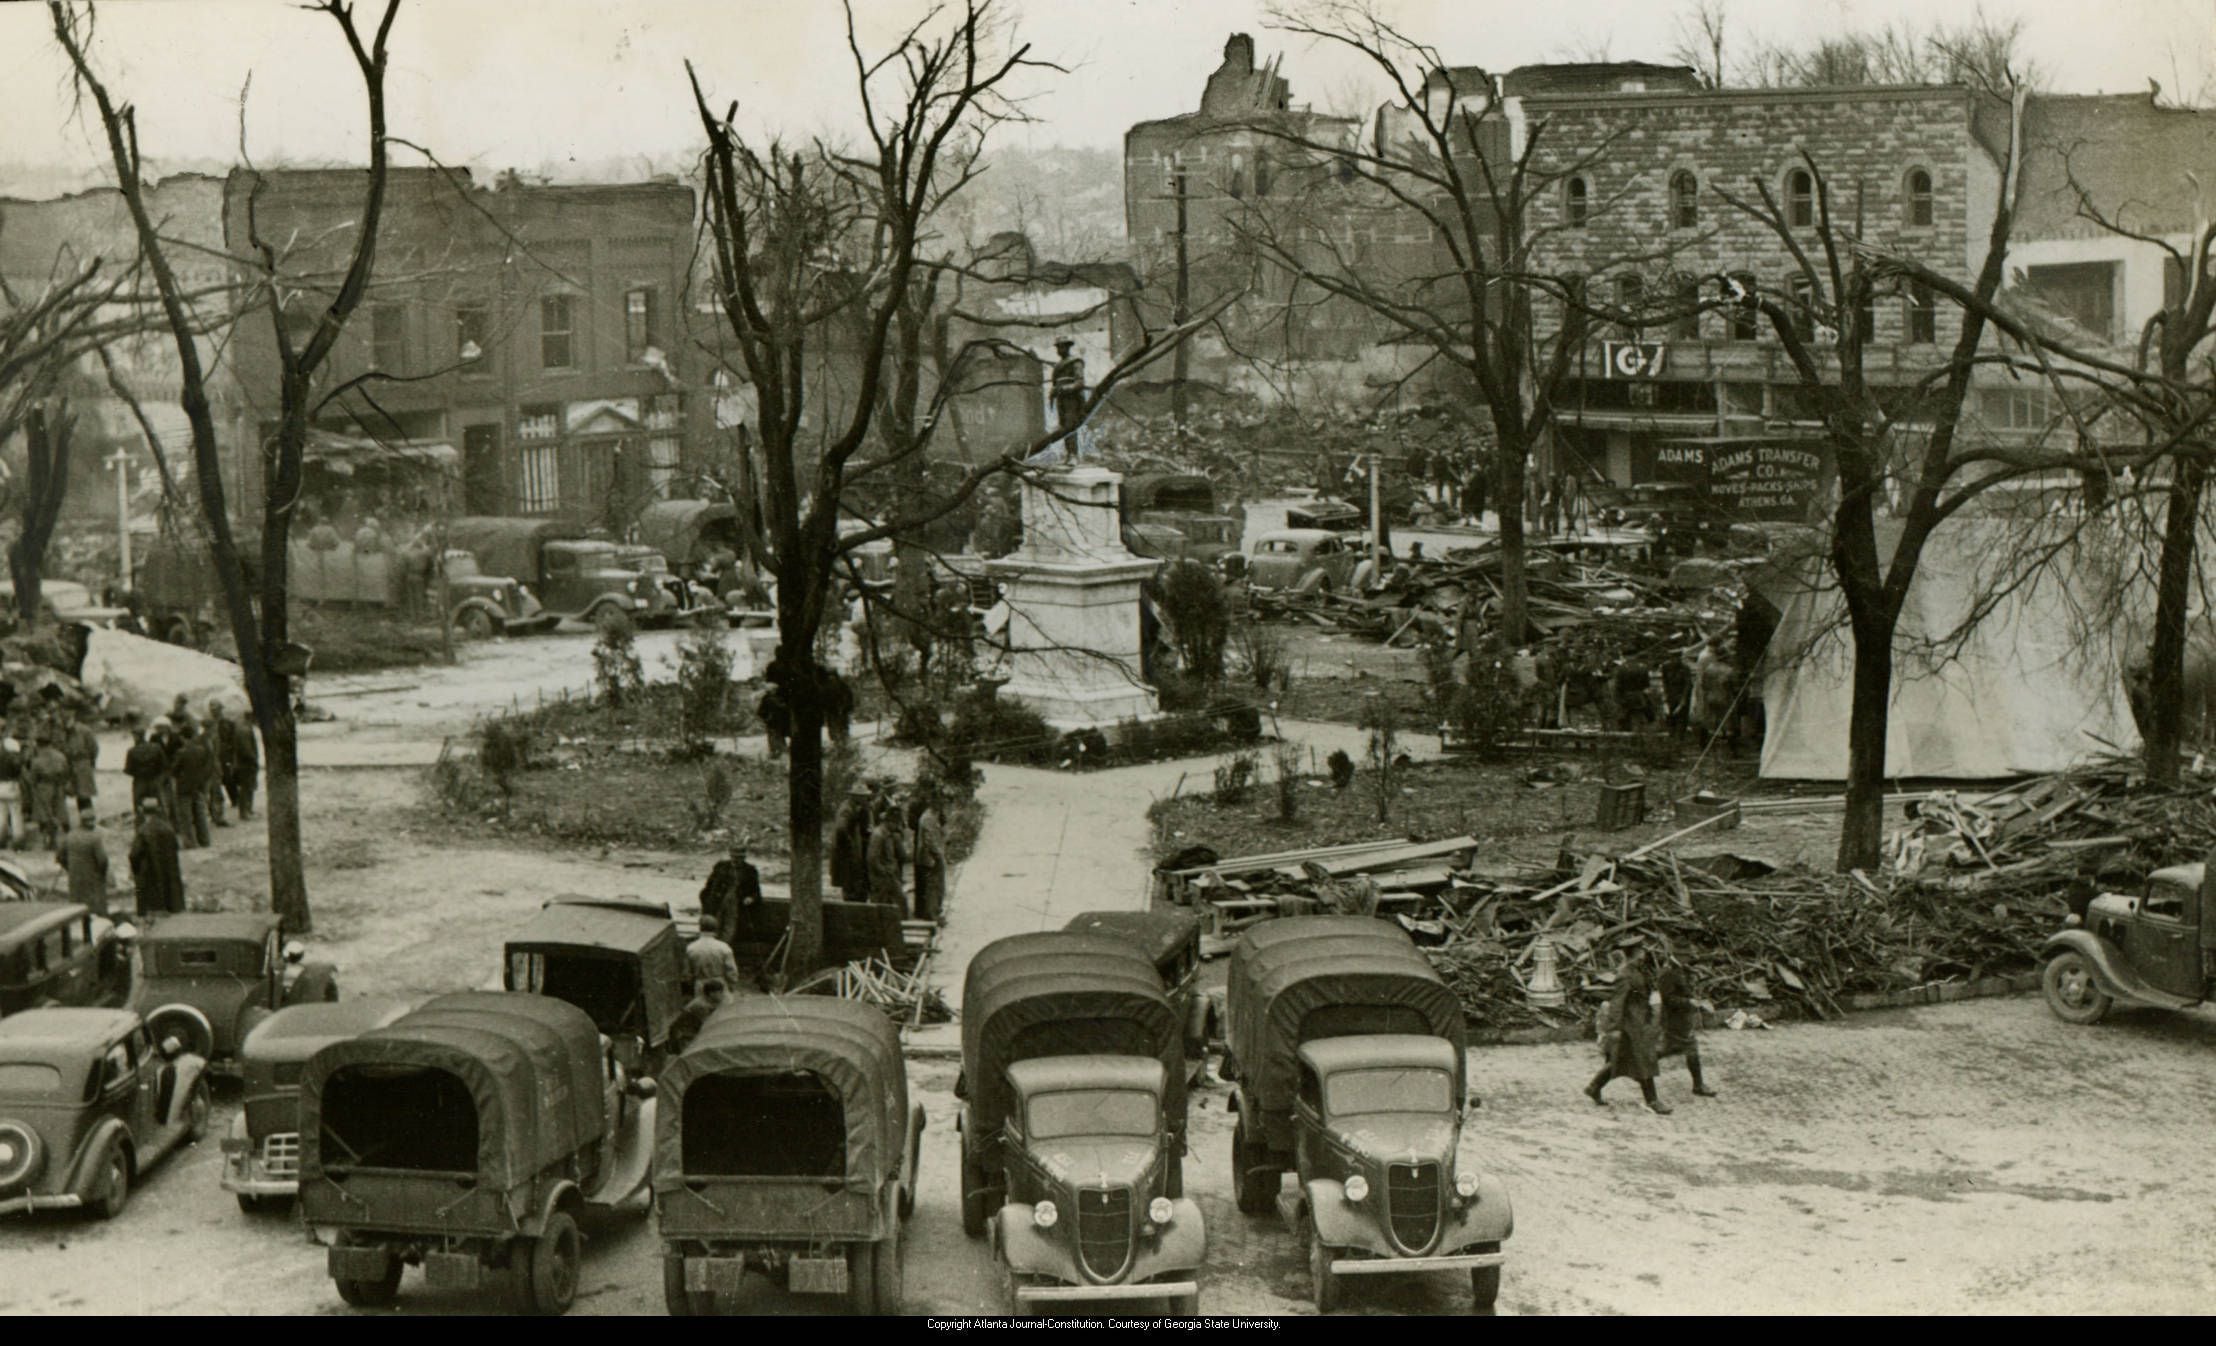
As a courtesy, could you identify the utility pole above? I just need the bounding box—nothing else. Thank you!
[105,447,133,594]
[1170,158,1191,438]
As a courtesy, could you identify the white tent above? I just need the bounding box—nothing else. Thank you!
[1758,518,2141,780]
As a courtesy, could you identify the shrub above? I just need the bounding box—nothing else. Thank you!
[1326,748,1356,790]
[1272,742,1304,821]
[676,622,736,748]
[1211,747,1258,806]
[430,740,498,815]
[591,609,646,709]
[1418,632,1461,726]
[948,691,1057,765]
[479,717,533,795]
[687,760,734,834]
[1450,654,1526,759]
[1158,561,1230,683]
[1232,618,1291,697]
[1362,695,1402,823]
[891,694,945,747]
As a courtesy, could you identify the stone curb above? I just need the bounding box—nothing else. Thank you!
[1464,970,2045,1047]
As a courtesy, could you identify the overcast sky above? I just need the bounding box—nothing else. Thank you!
[2,0,2211,183]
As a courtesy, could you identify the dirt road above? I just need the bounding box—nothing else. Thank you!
[4,994,2211,1315]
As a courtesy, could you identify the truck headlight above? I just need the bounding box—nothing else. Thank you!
[1033,1200,1058,1229]
[1455,1172,1481,1200]
[1148,1197,1174,1225]
[1343,1175,1369,1203]
[627,579,642,594]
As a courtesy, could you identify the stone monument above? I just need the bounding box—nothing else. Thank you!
[984,467,1161,728]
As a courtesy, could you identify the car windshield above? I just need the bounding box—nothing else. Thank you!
[2146,880,2194,919]
[1028,1089,1157,1141]
[0,1062,65,1096]
[1260,540,1301,555]
[1325,1067,1454,1116]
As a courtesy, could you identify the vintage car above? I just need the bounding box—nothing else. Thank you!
[1247,529,1364,594]
[132,912,339,1073]
[612,545,720,625]
[300,991,657,1313]
[221,997,414,1213]
[1285,499,1366,533]
[2043,853,2216,1023]
[504,898,687,1077]
[1225,916,1509,1312]
[656,995,923,1315]
[0,1007,210,1219]
[1063,910,1215,1077]
[446,517,682,628]
[1,902,131,1021]
[958,932,1201,1314]
[636,500,746,574]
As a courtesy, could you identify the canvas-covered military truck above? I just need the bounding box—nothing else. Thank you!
[445,517,682,628]
[655,996,923,1315]
[1225,916,1510,1313]
[958,932,1201,1314]
[299,992,657,1314]
[503,898,688,1078]
[135,530,549,647]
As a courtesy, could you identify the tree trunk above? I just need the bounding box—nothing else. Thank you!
[262,706,310,932]
[2144,456,2205,786]
[1836,608,1897,872]
[1494,433,1529,642]
[7,546,40,628]
[783,670,827,979]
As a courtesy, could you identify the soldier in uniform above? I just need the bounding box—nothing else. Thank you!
[1051,337,1087,455]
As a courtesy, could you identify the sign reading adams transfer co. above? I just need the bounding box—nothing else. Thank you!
[1707,442,1823,520]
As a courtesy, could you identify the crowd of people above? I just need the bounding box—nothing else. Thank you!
[90,695,260,921]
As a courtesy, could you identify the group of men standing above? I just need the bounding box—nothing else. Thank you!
[829,783,948,923]
[107,695,261,919]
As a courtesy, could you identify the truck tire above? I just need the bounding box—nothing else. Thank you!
[2042,951,2113,1025]
[662,1253,714,1316]
[959,1144,987,1238]
[523,1213,582,1316]
[335,1260,403,1309]
[845,1239,879,1315]
[185,1079,211,1142]
[873,1189,904,1313]
[88,1144,130,1220]
[1231,1116,1275,1215]
[453,607,497,641]
[1307,1219,1340,1313]
[1470,1243,1502,1312]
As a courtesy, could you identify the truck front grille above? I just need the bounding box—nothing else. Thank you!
[1074,1186,1133,1282]
[261,1132,300,1179]
[1386,1162,1440,1253]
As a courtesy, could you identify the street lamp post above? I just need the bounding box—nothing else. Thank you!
[105,447,133,594]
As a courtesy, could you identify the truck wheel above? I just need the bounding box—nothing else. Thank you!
[334,1261,403,1309]
[1470,1247,1502,1313]
[2043,951,2113,1025]
[453,607,497,641]
[845,1239,879,1315]
[873,1191,904,1314]
[662,1254,715,1316]
[236,1193,267,1215]
[88,1145,130,1220]
[959,1145,987,1238]
[1231,1117,1274,1216]
[524,1213,582,1316]
[1307,1220,1340,1313]
[185,1079,211,1142]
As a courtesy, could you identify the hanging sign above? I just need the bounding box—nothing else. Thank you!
[1601,340,1667,379]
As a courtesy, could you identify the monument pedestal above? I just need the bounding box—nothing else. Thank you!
[984,467,1160,729]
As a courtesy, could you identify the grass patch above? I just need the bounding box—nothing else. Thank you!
[292,608,455,674]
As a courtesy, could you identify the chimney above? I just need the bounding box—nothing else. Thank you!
[1223,33,1255,72]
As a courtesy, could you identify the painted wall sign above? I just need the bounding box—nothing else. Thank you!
[1601,340,1667,379]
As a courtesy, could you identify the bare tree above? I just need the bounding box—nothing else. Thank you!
[1668,0,1730,90]
[54,0,402,933]
[689,0,1219,975]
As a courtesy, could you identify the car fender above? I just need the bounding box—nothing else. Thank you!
[449,596,507,629]
[1439,1172,1515,1249]
[1303,1176,1392,1256]
[64,1117,133,1196]
[529,1179,584,1236]
[164,1056,210,1129]
[283,963,340,1008]
[994,1201,1072,1279]
[2047,931,2189,1006]
[1142,1197,1207,1276]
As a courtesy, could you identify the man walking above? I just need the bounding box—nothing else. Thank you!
[685,915,742,994]
[698,838,762,941]
[56,818,110,917]
[129,800,185,918]
[62,711,98,828]
[170,723,215,849]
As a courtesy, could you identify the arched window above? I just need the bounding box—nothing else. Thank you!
[1565,176,1590,227]
[1669,170,1698,229]
[1227,152,1245,199]
[1905,168,1934,227]
[1254,151,1273,198]
[1786,168,1815,227]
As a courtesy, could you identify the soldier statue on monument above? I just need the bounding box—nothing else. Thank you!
[1051,337,1087,461]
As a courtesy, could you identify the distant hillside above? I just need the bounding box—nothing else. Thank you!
[940,144,1127,262]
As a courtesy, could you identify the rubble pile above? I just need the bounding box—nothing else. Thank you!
[788,951,954,1029]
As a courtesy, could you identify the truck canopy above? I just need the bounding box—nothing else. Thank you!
[1227,916,1465,1122]
[961,932,1182,1144]
[300,991,605,1193]
[1062,910,1200,981]
[1124,473,1217,517]
[503,898,686,1047]
[653,995,908,1195]
[445,517,582,583]
[636,500,741,568]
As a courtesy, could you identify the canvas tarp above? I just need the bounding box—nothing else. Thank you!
[1758,517,2143,780]
[653,995,907,1196]
[79,627,248,721]
[503,903,685,1048]
[960,932,1181,1148]
[1227,916,1466,1122]
[300,992,606,1194]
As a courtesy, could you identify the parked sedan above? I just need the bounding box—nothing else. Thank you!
[1246,529,1364,594]
[0,1007,210,1219]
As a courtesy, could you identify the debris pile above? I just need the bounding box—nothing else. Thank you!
[1154,837,1477,957]
[788,951,953,1029]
